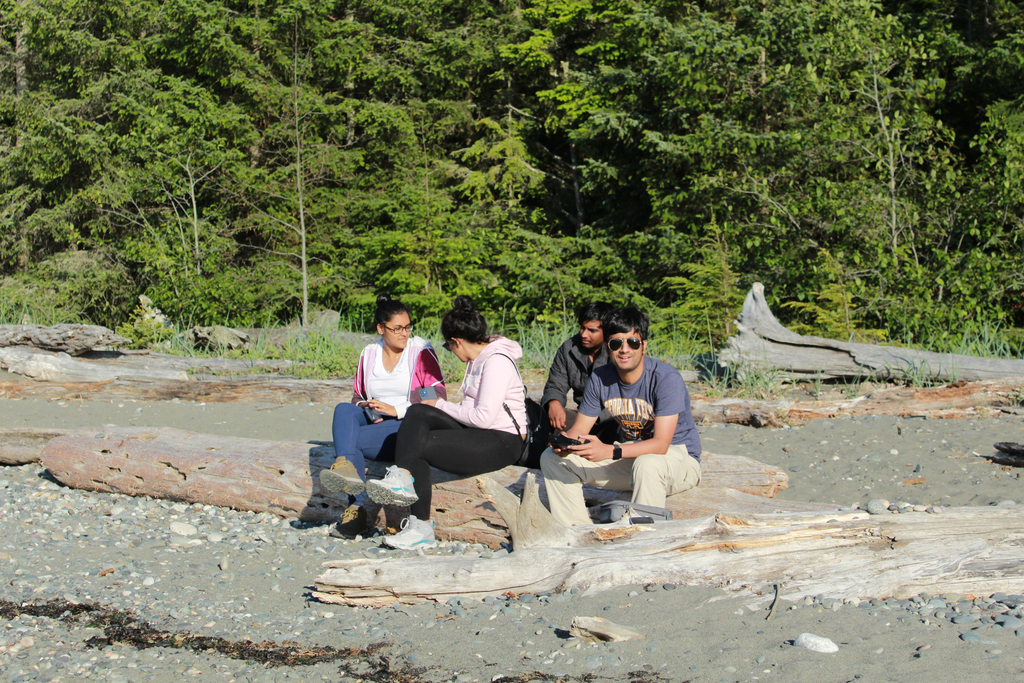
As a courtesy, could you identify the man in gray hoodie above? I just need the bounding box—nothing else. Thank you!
[541,302,617,441]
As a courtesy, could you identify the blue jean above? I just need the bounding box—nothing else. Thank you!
[331,402,400,482]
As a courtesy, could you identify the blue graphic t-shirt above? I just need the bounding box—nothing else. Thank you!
[578,357,701,461]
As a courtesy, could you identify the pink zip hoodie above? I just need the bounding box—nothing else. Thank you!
[435,336,527,436]
[351,336,445,419]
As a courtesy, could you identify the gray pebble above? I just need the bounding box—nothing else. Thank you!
[866,499,889,515]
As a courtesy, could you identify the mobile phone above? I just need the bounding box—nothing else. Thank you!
[549,433,585,449]
[417,386,438,402]
[362,405,383,421]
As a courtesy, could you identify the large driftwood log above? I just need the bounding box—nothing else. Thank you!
[0,376,356,404]
[371,454,801,547]
[0,347,189,382]
[720,283,1024,382]
[0,428,70,465]
[313,475,1024,606]
[38,428,792,546]
[41,428,351,522]
[0,324,129,355]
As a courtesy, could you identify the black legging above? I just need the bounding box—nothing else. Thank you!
[394,403,523,520]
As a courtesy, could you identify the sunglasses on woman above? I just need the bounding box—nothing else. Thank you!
[607,337,642,351]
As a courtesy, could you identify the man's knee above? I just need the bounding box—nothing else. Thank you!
[540,448,581,483]
[539,448,560,475]
[632,452,671,479]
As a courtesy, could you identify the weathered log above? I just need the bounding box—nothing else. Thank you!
[980,442,1024,467]
[313,479,1024,606]
[0,324,129,356]
[77,350,298,375]
[0,376,355,404]
[569,617,643,642]
[362,451,793,547]
[38,428,791,547]
[719,283,1024,382]
[0,347,188,382]
[41,428,350,522]
[0,427,70,465]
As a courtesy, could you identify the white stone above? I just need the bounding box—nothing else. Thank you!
[793,632,839,653]
[170,522,197,536]
[142,577,155,586]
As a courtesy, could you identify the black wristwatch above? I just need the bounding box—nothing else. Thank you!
[612,446,623,461]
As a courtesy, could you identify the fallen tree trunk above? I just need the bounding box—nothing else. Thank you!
[0,347,189,382]
[0,428,70,465]
[39,428,792,546]
[719,283,1024,382]
[0,376,356,404]
[313,474,1024,607]
[0,324,129,356]
[694,378,1024,425]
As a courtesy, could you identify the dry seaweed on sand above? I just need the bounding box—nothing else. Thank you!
[0,598,365,667]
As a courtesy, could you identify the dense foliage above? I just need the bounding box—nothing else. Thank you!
[1,0,1022,346]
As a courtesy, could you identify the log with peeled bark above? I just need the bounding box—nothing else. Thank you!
[0,428,70,465]
[0,347,189,382]
[719,283,1024,382]
[38,427,794,547]
[312,474,1024,607]
[0,324,129,356]
[0,374,356,404]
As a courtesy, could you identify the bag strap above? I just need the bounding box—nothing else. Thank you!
[493,353,528,441]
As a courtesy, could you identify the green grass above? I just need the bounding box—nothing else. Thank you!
[0,285,76,326]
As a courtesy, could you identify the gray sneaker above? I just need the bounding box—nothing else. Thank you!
[365,466,418,506]
[319,458,365,496]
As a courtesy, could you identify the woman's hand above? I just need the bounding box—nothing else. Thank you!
[364,400,397,420]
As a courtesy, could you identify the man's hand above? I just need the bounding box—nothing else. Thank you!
[562,434,615,462]
[547,401,567,431]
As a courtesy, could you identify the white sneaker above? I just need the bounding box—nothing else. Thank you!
[365,466,419,506]
[383,515,436,550]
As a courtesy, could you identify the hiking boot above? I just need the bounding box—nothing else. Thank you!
[382,515,436,550]
[365,466,418,506]
[329,504,369,539]
[319,458,365,496]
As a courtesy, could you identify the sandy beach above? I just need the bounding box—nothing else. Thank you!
[3,395,1024,682]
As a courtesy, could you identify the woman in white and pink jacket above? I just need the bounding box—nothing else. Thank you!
[319,294,445,539]
[365,295,527,549]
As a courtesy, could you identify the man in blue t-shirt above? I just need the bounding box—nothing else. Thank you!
[539,307,702,526]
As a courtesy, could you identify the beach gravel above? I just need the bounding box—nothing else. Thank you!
[3,398,1024,682]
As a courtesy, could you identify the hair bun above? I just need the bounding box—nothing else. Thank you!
[376,294,392,307]
[451,295,476,312]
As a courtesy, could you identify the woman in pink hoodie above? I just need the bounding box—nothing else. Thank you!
[365,295,528,549]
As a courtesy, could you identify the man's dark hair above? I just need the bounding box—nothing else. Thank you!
[605,307,650,341]
[577,301,615,328]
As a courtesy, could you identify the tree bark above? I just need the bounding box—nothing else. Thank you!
[719,283,1024,382]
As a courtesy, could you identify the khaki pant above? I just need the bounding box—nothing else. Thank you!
[540,442,701,526]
